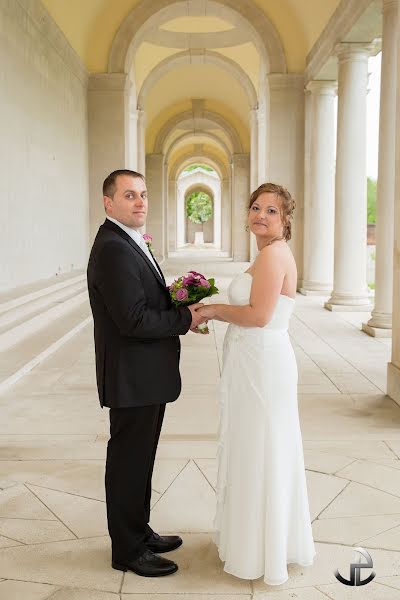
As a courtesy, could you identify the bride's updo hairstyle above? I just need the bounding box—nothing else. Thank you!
[248,183,296,242]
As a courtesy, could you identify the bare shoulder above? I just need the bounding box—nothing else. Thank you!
[255,242,296,276]
[258,241,290,262]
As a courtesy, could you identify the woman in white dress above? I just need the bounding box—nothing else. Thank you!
[197,183,316,585]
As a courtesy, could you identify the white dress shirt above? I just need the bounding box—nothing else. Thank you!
[106,216,162,278]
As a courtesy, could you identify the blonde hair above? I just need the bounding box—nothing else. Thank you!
[248,182,296,241]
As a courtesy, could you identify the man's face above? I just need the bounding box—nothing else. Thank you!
[104,175,148,229]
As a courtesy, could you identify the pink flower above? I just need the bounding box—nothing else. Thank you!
[175,288,189,301]
[143,233,152,242]
[199,278,210,288]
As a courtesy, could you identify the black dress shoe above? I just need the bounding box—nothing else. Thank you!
[112,549,178,577]
[145,532,183,554]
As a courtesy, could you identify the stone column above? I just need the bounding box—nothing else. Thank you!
[162,158,169,259]
[267,74,305,286]
[363,0,398,335]
[301,81,337,295]
[145,153,165,260]
[249,108,259,261]
[257,105,268,184]
[232,154,250,261]
[168,179,176,252]
[325,44,372,310]
[387,1,400,404]
[176,179,185,248]
[137,109,146,176]
[128,108,139,170]
[88,73,130,241]
[221,178,232,255]
[214,183,222,248]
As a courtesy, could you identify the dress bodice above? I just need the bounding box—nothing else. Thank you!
[228,272,295,331]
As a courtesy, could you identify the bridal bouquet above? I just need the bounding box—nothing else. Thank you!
[168,271,219,334]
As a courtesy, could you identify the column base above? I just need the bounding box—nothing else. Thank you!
[388,362,400,405]
[324,292,373,311]
[325,301,373,312]
[300,281,332,296]
[300,288,331,297]
[361,323,392,337]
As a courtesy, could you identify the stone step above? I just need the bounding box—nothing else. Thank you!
[0,290,89,352]
[0,281,87,335]
[0,271,86,315]
[0,301,92,394]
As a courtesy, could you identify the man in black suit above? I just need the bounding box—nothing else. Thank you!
[87,169,206,577]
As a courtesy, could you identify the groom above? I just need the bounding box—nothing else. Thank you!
[87,169,206,577]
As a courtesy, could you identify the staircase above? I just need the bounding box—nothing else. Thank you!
[0,271,92,393]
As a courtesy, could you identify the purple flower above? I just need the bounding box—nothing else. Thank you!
[182,275,196,286]
[199,278,210,288]
[175,288,189,301]
[189,271,204,277]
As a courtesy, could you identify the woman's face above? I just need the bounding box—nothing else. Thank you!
[247,192,285,239]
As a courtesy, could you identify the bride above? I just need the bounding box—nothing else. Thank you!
[196,183,316,585]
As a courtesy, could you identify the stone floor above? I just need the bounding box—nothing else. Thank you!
[0,258,400,599]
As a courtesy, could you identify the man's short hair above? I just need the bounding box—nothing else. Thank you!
[103,169,145,199]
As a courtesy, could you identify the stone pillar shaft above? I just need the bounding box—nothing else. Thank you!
[221,178,232,255]
[88,73,130,241]
[325,44,372,310]
[267,74,305,287]
[145,153,165,260]
[232,154,250,261]
[363,0,398,335]
[137,109,146,176]
[249,108,259,261]
[387,0,400,403]
[301,81,336,294]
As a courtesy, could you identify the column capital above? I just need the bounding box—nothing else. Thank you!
[306,80,338,96]
[383,0,398,14]
[267,73,304,91]
[88,73,130,92]
[334,42,376,62]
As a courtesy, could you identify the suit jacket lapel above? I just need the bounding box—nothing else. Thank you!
[148,248,166,285]
[125,236,166,286]
[102,220,166,289]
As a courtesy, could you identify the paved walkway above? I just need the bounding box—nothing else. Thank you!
[0,258,400,599]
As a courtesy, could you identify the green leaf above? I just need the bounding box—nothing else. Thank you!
[367,177,377,224]
[186,191,213,224]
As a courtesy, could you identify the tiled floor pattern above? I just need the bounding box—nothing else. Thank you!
[0,259,399,599]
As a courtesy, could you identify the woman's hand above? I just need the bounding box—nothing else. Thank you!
[196,304,218,320]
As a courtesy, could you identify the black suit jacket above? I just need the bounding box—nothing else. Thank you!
[87,219,192,408]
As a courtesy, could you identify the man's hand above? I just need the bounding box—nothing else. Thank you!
[188,303,208,330]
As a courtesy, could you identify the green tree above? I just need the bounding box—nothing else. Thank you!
[367,177,377,224]
[183,164,214,173]
[186,191,213,228]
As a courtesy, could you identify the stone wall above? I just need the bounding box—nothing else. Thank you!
[0,0,89,291]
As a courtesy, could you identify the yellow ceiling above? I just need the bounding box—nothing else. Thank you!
[161,16,234,33]
[42,0,342,73]
[144,65,249,152]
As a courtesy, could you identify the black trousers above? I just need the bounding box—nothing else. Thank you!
[105,403,166,562]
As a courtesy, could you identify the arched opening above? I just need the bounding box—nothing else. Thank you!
[174,164,222,256]
[185,188,214,245]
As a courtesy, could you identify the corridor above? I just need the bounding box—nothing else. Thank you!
[0,259,400,599]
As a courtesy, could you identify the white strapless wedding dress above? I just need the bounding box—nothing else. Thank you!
[214,272,316,585]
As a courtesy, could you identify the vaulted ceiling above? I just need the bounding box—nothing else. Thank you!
[41,0,343,168]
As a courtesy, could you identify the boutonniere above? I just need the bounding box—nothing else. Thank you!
[143,233,153,252]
